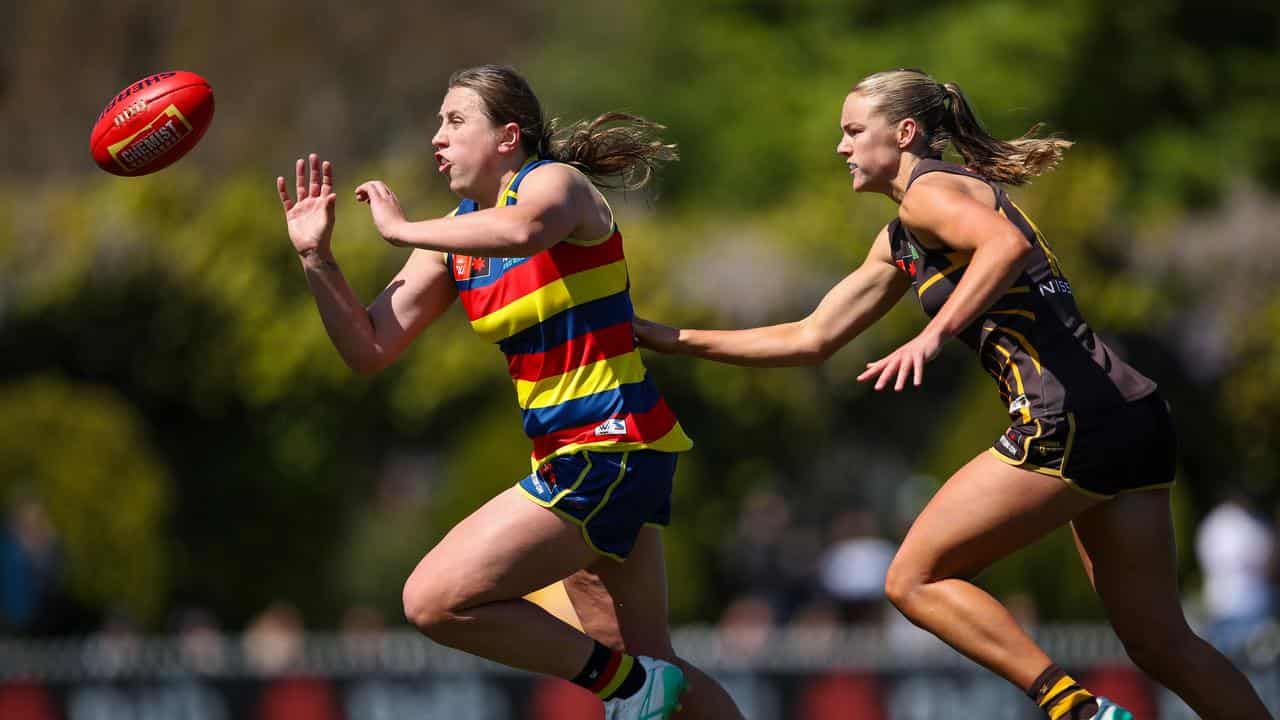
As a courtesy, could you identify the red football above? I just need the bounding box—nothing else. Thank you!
[89,70,215,176]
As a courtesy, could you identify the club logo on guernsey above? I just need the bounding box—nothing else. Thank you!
[594,418,628,437]
[452,255,491,281]
[895,243,922,280]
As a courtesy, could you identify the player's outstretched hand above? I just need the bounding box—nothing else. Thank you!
[633,317,682,354]
[277,153,337,257]
[355,180,408,245]
[857,330,944,391]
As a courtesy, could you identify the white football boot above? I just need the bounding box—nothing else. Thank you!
[603,656,687,720]
[1088,697,1135,720]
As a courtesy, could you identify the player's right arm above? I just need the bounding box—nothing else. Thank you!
[280,154,458,375]
[634,224,910,367]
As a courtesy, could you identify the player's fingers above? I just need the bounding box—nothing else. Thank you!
[309,154,322,197]
[856,357,885,382]
[913,353,924,387]
[295,158,306,201]
[321,161,333,196]
[873,357,898,390]
[277,176,293,210]
[894,357,911,391]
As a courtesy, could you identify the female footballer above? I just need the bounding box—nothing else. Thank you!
[276,65,744,720]
[635,68,1271,720]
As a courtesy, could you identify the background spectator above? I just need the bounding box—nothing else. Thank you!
[1195,493,1277,656]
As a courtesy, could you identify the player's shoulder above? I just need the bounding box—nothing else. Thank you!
[906,166,979,197]
[521,160,589,192]
[902,169,992,221]
[519,161,606,218]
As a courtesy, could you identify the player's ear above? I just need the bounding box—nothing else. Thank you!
[497,122,521,155]
[897,118,919,150]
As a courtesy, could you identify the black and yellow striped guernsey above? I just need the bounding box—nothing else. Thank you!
[887,159,1156,422]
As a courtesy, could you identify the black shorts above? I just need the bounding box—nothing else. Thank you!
[989,392,1177,498]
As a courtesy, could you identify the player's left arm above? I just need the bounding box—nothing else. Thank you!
[354,165,588,257]
[857,174,1032,390]
[903,175,1033,342]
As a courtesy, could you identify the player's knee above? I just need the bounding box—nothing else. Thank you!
[1116,618,1193,674]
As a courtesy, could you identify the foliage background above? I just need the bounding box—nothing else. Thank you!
[1,0,1278,630]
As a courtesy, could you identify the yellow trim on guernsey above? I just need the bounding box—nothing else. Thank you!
[1006,201,1064,278]
[992,326,1043,374]
[992,344,1032,423]
[515,351,647,410]
[987,309,1036,321]
[469,260,629,342]
[531,425,692,472]
[917,251,971,295]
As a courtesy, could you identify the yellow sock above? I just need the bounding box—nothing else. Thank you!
[1028,665,1098,720]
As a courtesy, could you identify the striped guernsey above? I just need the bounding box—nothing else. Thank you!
[447,158,693,467]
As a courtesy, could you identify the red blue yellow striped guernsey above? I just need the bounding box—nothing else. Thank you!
[447,158,693,467]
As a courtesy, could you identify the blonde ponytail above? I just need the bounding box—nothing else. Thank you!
[852,69,1072,185]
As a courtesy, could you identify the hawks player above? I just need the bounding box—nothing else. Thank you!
[636,68,1270,720]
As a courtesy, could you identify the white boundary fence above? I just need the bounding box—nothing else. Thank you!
[1,623,1278,719]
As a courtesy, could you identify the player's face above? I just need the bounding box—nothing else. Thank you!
[432,87,503,197]
[835,92,902,194]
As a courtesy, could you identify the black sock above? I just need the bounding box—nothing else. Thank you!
[572,641,647,700]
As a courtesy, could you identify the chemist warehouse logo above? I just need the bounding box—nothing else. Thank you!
[107,104,192,172]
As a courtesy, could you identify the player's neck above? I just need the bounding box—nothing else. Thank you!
[478,153,532,209]
[889,154,925,203]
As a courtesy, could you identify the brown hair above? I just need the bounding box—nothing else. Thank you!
[851,68,1072,185]
[447,65,677,190]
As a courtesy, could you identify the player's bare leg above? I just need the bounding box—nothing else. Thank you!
[401,486,602,677]
[1072,489,1273,720]
[565,526,746,720]
[884,452,1100,690]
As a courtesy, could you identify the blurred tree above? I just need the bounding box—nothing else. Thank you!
[0,0,1277,630]
[0,376,170,625]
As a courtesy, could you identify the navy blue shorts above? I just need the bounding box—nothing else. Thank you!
[517,449,677,561]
